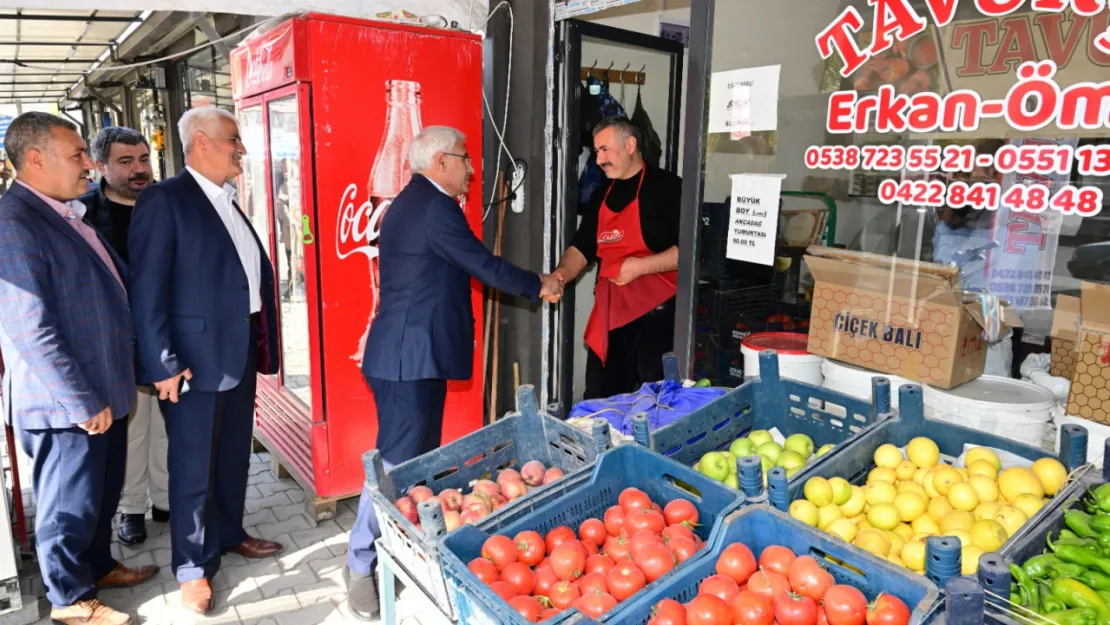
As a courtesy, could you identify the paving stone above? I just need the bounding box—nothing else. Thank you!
[151,547,172,568]
[308,552,347,578]
[273,600,338,624]
[120,550,157,570]
[269,503,308,523]
[288,521,342,551]
[335,508,357,533]
[256,481,299,498]
[245,485,264,500]
[247,471,277,486]
[242,509,279,528]
[254,563,319,600]
[220,557,280,592]
[253,516,312,542]
[240,619,278,625]
[233,594,302,621]
[284,489,306,504]
[248,462,272,476]
[245,494,292,515]
[277,542,336,573]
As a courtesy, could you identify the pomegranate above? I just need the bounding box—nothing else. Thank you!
[521,461,547,487]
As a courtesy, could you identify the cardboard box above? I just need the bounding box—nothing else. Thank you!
[803,246,1020,389]
[1050,294,1080,380]
[1065,282,1110,424]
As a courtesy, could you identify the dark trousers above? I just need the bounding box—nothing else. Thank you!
[584,298,676,400]
[347,377,447,575]
[162,346,257,583]
[18,418,128,607]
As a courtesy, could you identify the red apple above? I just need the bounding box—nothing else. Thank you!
[542,467,565,485]
[438,489,463,512]
[460,508,487,525]
[409,486,435,503]
[471,480,502,498]
[501,479,528,501]
[490,493,508,510]
[462,492,492,511]
[443,510,462,532]
[394,496,419,524]
[497,468,522,486]
[521,461,546,487]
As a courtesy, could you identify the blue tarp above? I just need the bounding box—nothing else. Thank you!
[567,379,728,436]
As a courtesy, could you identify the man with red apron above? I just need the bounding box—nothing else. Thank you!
[554,117,683,399]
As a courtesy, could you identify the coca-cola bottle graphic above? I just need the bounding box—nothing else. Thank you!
[352,79,423,365]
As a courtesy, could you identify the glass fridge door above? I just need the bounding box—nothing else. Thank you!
[238,105,271,257]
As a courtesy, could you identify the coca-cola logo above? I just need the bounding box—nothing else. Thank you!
[245,48,274,88]
[598,229,624,244]
[336,183,390,261]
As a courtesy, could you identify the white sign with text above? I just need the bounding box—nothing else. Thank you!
[726,174,782,266]
[708,65,780,134]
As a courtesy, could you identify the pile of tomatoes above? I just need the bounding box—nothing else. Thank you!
[465,487,704,622]
[648,544,913,625]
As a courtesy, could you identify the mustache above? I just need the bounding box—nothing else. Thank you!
[129,173,150,182]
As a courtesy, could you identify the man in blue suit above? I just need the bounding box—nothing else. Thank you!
[0,112,157,625]
[343,126,564,619]
[128,107,283,616]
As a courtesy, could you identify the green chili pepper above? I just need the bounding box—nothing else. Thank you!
[1014,563,1040,609]
[1092,485,1110,513]
[1012,582,1028,607]
[1030,555,1068,578]
[1052,578,1110,625]
[1066,530,1087,541]
[1054,544,1110,577]
[1054,563,1092,579]
[1044,608,1099,625]
[1091,515,1110,535]
[1043,593,1069,614]
[1069,512,1101,540]
[1079,572,1110,591]
[1099,591,1110,606]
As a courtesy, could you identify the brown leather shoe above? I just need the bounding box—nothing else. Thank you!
[50,599,132,624]
[180,579,213,615]
[230,536,284,559]
[96,563,159,589]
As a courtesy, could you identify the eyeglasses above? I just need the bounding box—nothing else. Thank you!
[444,152,472,165]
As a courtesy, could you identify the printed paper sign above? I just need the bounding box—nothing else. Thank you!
[726,175,782,266]
[555,0,645,20]
[708,66,780,134]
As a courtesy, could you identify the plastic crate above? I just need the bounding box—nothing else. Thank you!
[363,385,613,618]
[634,351,892,494]
[696,280,777,328]
[438,444,748,625]
[616,506,943,625]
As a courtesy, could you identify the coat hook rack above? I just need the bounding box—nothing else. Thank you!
[579,60,646,85]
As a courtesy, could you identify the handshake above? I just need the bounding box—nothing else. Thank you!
[539,270,566,304]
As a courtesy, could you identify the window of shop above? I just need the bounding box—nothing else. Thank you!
[182,46,234,112]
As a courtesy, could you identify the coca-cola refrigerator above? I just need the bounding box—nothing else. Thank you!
[230,14,485,518]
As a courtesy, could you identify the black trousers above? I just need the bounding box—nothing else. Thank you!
[584,298,676,400]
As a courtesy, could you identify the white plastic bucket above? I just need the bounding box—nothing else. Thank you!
[923,376,1055,449]
[821,359,912,410]
[741,332,824,386]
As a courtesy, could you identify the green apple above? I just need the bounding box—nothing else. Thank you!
[816,443,836,457]
[748,430,774,447]
[786,466,802,478]
[829,476,852,505]
[757,441,783,465]
[760,455,772,475]
[724,472,739,489]
[729,437,757,458]
[698,451,730,482]
[777,450,806,471]
[784,433,815,459]
[721,450,737,467]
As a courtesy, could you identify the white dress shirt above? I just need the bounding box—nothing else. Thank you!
[187,166,262,313]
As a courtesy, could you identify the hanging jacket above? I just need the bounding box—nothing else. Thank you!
[632,88,663,168]
[578,76,628,213]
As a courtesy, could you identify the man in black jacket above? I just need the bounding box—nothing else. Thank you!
[79,126,168,546]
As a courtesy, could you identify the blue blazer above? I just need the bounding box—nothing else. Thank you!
[128,170,279,391]
[362,175,541,382]
[0,182,135,430]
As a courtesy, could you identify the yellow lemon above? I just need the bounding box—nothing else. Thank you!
[895,461,918,481]
[970,519,1009,552]
[818,504,844,530]
[998,467,1044,503]
[894,523,915,542]
[790,500,820,526]
[939,509,975,534]
[911,533,931,543]
[948,530,973,548]
[856,517,874,532]
[805,477,835,507]
[932,466,964,496]
[887,553,906,568]
[994,506,1029,537]
[948,482,981,512]
[965,448,1002,472]
[962,546,984,575]
[902,541,927,572]
[912,515,940,535]
[906,437,940,469]
[913,468,930,486]
[869,467,898,485]
[924,470,941,498]
[1014,494,1046,519]
[1032,458,1068,496]
[826,518,858,543]
[894,492,927,522]
[968,460,998,480]
[840,486,867,517]
[874,444,904,469]
[928,496,955,522]
[866,482,898,506]
[968,475,1000,503]
[885,530,906,556]
[956,467,969,481]
[974,502,1002,522]
[867,504,901,531]
[897,481,927,499]
[854,529,891,557]
[829,477,853,506]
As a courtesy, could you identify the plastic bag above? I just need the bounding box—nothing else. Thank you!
[566,379,728,436]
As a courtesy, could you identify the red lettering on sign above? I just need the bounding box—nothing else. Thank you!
[922,0,960,27]
[868,0,928,56]
[816,7,870,76]
[952,22,999,77]
[1004,212,1047,253]
[1037,14,1088,68]
[990,18,1039,72]
[976,0,1027,16]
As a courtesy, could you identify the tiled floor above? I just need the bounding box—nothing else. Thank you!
[24,452,446,625]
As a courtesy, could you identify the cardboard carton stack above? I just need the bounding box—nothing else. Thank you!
[1052,282,1110,424]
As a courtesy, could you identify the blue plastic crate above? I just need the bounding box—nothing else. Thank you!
[634,351,893,492]
[438,444,747,625]
[364,385,612,618]
[615,505,942,625]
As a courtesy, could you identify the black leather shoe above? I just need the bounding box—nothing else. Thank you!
[344,566,379,621]
[151,506,169,523]
[117,513,146,546]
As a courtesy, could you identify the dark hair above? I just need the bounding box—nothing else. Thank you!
[592,116,642,156]
[91,126,149,163]
[4,111,76,169]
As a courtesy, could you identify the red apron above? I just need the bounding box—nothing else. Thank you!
[583,168,677,364]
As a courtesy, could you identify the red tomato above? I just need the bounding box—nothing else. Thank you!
[508,595,543,622]
[489,580,518,601]
[788,557,834,603]
[668,536,700,563]
[715,543,758,585]
[662,524,697,546]
[731,590,774,625]
[619,488,653,514]
[627,509,667,535]
[823,586,868,625]
[573,591,619,618]
[514,531,546,567]
[663,499,699,528]
[631,529,665,558]
[586,553,616,576]
[468,558,500,585]
[550,542,588,581]
[576,572,609,596]
[699,574,740,605]
[541,607,561,620]
[866,594,911,625]
[545,526,577,554]
[607,561,647,601]
[584,540,600,556]
[547,580,580,610]
[604,505,627,537]
[635,543,677,583]
[580,518,608,547]
[747,570,790,603]
[533,565,558,598]
[758,545,796,576]
[774,592,818,625]
[686,594,732,625]
[604,535,632,562]
[649,598,688,625]
[818,607,830,625]
[482,535,518,571]
[500,562,535,596]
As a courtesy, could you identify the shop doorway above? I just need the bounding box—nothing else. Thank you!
[550,19,685,414]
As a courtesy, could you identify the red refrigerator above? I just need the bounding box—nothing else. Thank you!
[230,14,486,518]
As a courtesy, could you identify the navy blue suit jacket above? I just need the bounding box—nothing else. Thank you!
[0,182,135,430]
[128,170,279,391]
[362,175,541,382]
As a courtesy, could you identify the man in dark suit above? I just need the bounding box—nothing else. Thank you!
[343,125,563,620]
[128,106,283,615]
[0,112,157,625]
